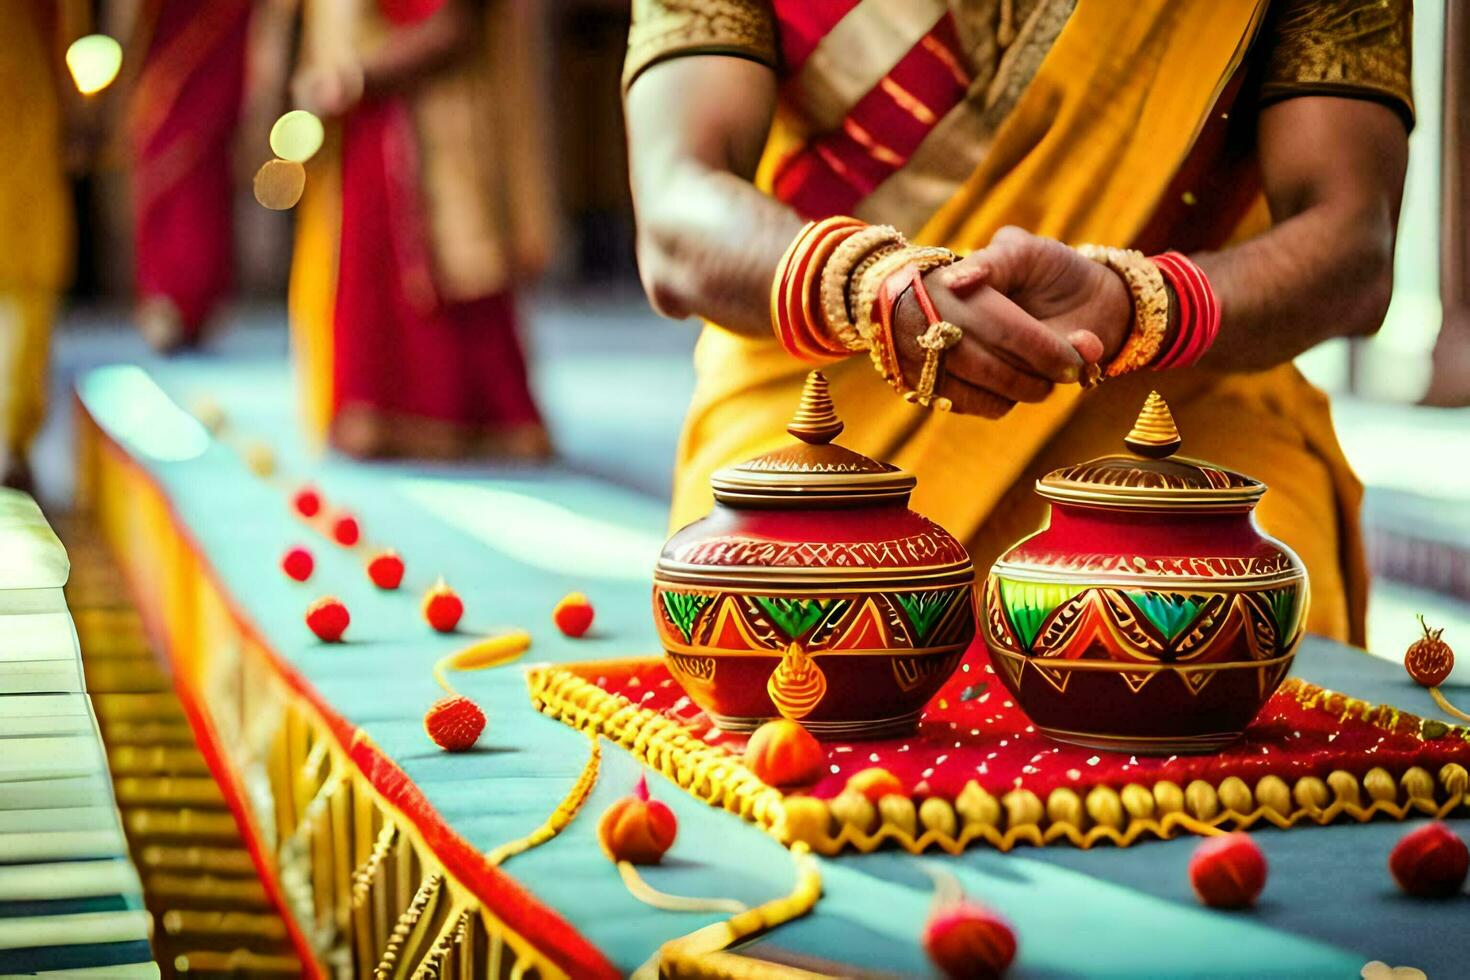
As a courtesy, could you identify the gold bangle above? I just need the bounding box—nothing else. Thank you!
[904,320,963,407]
[852,246,959,399]
[1075,244,1169,379]
[820,225,904,350]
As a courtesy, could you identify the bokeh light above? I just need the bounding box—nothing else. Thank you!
[253,159,306,211]
[269,110,325,163]
[65,34,123,95]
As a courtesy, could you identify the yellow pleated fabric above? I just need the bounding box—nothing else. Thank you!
[0,4,74,456]
[669,0,1367,645]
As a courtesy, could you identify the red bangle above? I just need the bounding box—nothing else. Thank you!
[771,218,864,362]
[1150,251,1219,371]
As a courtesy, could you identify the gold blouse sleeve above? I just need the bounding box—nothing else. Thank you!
[1257,0,1414,131]
[623,0,778,93]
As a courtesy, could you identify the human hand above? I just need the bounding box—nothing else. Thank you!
[290,59,363,118]
[947,226,1131,368]
[890,226,1130,417]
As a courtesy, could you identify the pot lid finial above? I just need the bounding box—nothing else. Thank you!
[787,371,844,444]
[1123,391,1182,459]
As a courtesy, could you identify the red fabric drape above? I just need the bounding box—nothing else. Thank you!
[130,0,250,336]
[331,97,542,429]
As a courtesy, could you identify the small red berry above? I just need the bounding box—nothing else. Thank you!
[293,487,322,518]
[332,514,360,547]
[422,580,463,633]
[597,773,678,864]
[1404,615,1455,688]
[281,546,314,582]
[553,592,595,637]
[305,596,349,643]
[1390,822,1469,898]
[1189,832,1268,909]
[924,901,1017,980]
[424,695,486,751]
[366,550,404,590]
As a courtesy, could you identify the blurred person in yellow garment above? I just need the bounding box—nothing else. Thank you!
[0,1,92,491]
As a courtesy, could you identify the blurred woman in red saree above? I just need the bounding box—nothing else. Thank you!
[289,0,553,459]
[126,0,252,352]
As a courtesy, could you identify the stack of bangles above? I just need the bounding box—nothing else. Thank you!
[770,219,1221,405]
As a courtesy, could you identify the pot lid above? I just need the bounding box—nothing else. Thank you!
[710,371,917,506]
[1036,391,1265,510]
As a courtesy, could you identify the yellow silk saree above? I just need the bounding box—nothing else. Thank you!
[626,0,1414,646]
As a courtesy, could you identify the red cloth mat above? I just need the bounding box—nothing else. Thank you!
[579,647,1470,801]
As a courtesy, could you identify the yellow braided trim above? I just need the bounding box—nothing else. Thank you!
[618,861,748,915]
[654,843,825,980]
[528,664,1470,856]
[485,731,601,866]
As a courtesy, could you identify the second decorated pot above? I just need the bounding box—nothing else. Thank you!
[983,392,1309,754]
[653,372,976,739]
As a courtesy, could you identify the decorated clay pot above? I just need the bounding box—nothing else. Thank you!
[983,392,1308,754]
[653,372,976,739]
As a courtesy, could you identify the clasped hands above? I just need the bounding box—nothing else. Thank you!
[891,226,1132,418]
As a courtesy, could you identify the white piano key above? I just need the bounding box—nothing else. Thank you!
[0,859,141,901]
[3,966,161,979]
[0,828,127,862]
[0,775,114,811]
[0,612,81,663]
[0,736,107,782]
[0,806,119,834]
[0,908,150,950]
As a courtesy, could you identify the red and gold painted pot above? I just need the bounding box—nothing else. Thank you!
[983,392,1308,754]
[653,372,976,739]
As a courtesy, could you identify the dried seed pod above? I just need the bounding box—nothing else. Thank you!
[1401,766,1436,804]
[1254,776,1292,817]
[1086,786,1124,830]
[1364,767,1397,803]
[1292,777,1330,813]
[955,782,1000,829]
[779,796,831,846]
[1217,776,1253,815]
[1326,770,1361,807]
[919,797,957,837]
[1046,788,1084,828]
[830,790,876,833]
[1002,789,1043,829]
[878,794,918,837]
[1121,784,1155,821]
[1185,780,1219,821]
[1439,763,1468,797]
[1153,781,1184,815]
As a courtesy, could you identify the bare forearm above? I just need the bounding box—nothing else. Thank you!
[634,165,801,336]
[1191,96,1405,372]
[1195,200,1394,371]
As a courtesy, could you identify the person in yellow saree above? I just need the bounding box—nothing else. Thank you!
[624,0,1413,648]
[0,1,89,491]
[289,0,554,459]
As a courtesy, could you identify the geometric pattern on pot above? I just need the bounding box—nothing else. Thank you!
[654,585,974,653]
[987,576,1305,664]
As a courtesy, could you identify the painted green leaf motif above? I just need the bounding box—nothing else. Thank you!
[1268,587,1298,644]
[1129,591,1204,642]
[997,579,1085,650]
[660,591,711,643]
[753,596,839,640]
[895,589,961,644]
